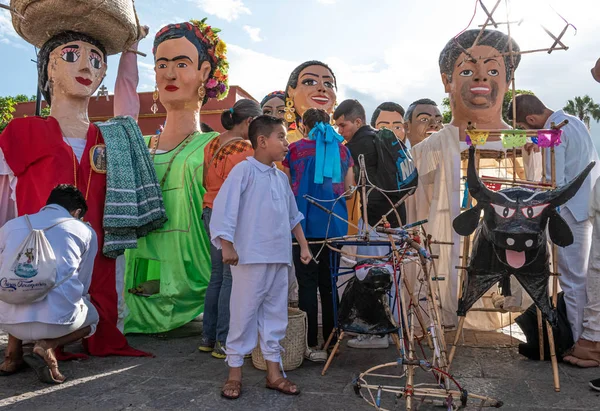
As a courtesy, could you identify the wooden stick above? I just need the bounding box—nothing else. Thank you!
[0,4,24,19]
[448,316,466,367]
[321,331,344,376]
[127,49,147,57]
[547,321,561,391]
[537,308,545,361]
[543,24,569,52]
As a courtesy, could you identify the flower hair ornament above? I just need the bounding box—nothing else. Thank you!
[154,18,230,101]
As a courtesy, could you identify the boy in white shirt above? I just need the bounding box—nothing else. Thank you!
[210,116,311,399]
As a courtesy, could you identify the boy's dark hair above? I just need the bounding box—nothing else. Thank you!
[333,99,366,123]
[405,98,438,122]
[248,115,285,149]
[46,184,88,218]
[370,102,405,127]
[506,94,546,124]
[221,99,263,130]
[302,108,330,132]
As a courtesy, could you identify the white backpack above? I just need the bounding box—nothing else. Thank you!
[0,215,75,305]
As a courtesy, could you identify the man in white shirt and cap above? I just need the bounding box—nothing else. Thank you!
[0,185,98,384]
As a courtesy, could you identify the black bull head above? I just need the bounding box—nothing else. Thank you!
[453,146,595,326]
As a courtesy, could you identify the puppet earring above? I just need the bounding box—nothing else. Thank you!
[198,82,206,100]
[283,97,296,123]
[151,84,159,114]
[330,101,338,126]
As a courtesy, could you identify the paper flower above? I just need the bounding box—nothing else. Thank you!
[501,131,528,149]
[536,129,563,147]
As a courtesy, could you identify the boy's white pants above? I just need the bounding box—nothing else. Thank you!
[225,263,289,367]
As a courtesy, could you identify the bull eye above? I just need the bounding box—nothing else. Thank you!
[521,204,549,219]
[491,203,516,219]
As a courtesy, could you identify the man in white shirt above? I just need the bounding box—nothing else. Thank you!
[0,185,98,384]
[508,94,600,343]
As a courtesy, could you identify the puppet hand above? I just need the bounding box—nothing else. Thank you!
[138,25,150,41]
[300,246,312,265]
[222,243,239,266]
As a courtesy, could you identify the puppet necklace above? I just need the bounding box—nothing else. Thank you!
[66,130,98,201]
[159,132,195,187]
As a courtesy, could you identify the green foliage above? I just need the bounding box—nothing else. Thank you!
[440,89,535,125]
[0,96,17,133]
[0,94,50,133]
[563,95,600,129]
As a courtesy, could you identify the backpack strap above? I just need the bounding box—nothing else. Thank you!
[208,137,245,167]
[42,218,78,232]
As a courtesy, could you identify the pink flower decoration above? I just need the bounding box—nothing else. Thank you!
[536,129,563,148]
[206,78,218,89]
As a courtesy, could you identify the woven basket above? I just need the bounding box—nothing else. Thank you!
[251,308,307,371]
[10,0,140,55]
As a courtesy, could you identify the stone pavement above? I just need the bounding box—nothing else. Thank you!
[0,324,599,411]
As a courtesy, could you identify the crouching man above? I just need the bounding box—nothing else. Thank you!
[0,185,98,384]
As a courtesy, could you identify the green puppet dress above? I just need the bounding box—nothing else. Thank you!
[124,131,218,334]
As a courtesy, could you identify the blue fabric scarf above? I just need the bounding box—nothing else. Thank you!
[307,122,344,184]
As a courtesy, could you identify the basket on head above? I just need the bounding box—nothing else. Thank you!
[252,308,307,371]
[10,0,140,55]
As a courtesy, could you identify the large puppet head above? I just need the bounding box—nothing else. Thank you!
[370,102,406,142]
[153,19,229,110]
[439,29,520,127]
[404,98,443,146]
[260,90,286,119]
[38,31,108,106]
[285,61,337,125]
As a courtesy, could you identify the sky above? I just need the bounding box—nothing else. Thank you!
[1,0,599,149]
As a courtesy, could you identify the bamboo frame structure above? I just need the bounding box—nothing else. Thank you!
[445,0,574,394]
[449,117,568,392]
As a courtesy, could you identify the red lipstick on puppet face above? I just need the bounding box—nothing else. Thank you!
[311,96,329,105]
[165,85,179,92]
[76,77,93,86]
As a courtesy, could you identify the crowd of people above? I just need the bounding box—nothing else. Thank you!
[1,14,600,400]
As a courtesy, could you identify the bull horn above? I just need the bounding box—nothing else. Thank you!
[547,161,596,207]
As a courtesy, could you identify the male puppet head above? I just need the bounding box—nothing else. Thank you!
[404,98,443,146]
[153,20,229,110]
[371,102,406,142]
[285,61,337,125]
[439,29,520,126]
[38,31,108,106]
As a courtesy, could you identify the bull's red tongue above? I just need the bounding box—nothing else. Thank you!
[506,250,525,268]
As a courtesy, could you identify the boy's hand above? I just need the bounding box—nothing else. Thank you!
[299,246,312,265]
[222,241,239,266]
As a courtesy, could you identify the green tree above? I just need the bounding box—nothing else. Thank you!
[441,89,535,125]
[563,95,600,129]
[0,94,51,133]
[0,96,17,133]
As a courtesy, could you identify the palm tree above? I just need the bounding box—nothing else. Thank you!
[563,95,600,129]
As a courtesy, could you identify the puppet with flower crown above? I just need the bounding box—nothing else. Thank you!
[114,18,230,334]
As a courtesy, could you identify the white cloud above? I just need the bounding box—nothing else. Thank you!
[0,12,27,49]
[192,0,250,22]
[243,25,263,42]
[317,0,337,4]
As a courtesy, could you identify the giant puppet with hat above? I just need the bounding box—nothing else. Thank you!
[0,0,166,358]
